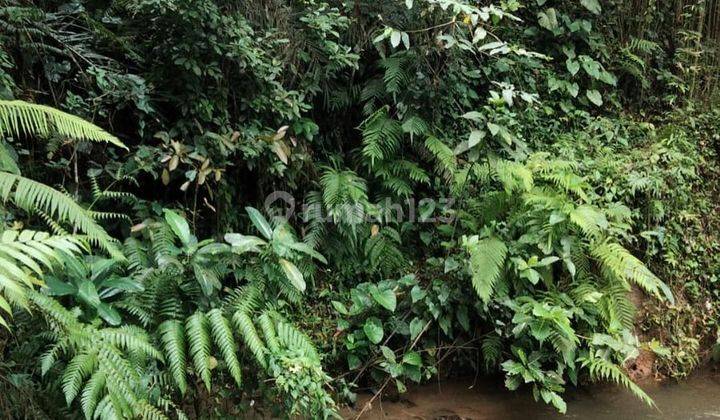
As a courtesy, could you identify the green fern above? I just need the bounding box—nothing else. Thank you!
[0,173,123,259]
[381,56,410,94]
[0,100,127,149]
[360,107,403,165]
[481,333,502,371]
[30,291,167,419]
[207,308,242,386]
[364,226,406,275]
[159,320,188,394]
[233,310,268,369]
[425,135,456,179]
[0,229,85,328]
[464,236,508,303]
[494,159,534,193]
[320,166,369,225]
[592,241,674,304]
[583,355,654,407]
[569,205,608,238]
[186,311,212,390]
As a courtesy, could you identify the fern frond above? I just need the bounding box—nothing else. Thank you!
[0,229,86,328]
[360,107,403,165]
[592,241,673,304]
[186,312,212,390]
[258,312,280,353]
[364,227,406,275]
[158,319,187,394]
[381,56,411,94]
[494,160,534,193]
[425,136,456,179]
[0,100,127,149]
[80,370,106,419]
[225,283,264,314]
[569,205,608,238]
[0,173,123,259]
[481,333,502,371]
[100,326,164,361]
[584,356,654,407]
[62,351,98,405]
[600,283,636,329]
[465,236,508,303]
[276,320,320,362]
[207,309,242,387]
[233,310,268,369]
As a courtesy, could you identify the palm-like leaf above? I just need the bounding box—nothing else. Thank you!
[0,229,85,328]
[0,173,123,259]
[0,100,127,149]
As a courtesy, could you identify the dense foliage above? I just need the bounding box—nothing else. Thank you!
[1,0,719,417]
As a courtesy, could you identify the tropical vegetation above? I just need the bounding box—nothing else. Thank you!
[0,0,719,418]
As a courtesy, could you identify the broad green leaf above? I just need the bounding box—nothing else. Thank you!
[97,303,121,326]
[586,89,603,106]
[401,32,410,50]
[331,300,349,315]
[409,317,425,340]
[348,354,361,370]
[193,264,221,296]
[566,59,580,76]
[581,0,601,14]
[472,27,487,43]
[410,285,427,303]
[90,258,118,282]
[538,8,558,30]
[390,30,402,48]
[0,141,20,175]
[287,241,328,264]
[245,207,273,240]
[402,351,422,366]
[380,345,396,362]
[363,317,384,344]
[78,280,101,308]
[370,287,396,312]
[537,256,560,267]
[224,233,267,253]
[164,209,192,246]
[100,276,145,292]
[468,130,485,148]
[279,258,305,292]
[580,56,602,79]
[487,122,501,136]
[567,82,580,97]
[44,276,77,296]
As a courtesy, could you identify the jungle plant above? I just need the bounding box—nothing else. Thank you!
[0,0,719,417]
[0,100,126,329]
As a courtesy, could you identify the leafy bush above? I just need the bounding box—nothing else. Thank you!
[0,0,719,417]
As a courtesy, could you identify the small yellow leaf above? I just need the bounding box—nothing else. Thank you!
[169,155,179,171]
[207,356,218,370]
[271,141,289,164]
